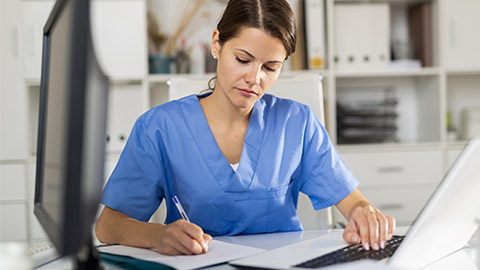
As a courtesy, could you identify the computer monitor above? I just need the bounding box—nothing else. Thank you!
[34,0,108,268]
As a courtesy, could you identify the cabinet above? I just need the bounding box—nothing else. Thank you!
[0,0,28,161]
[441,0,480,70]
[0,0,148,244]
[340,147,443,225]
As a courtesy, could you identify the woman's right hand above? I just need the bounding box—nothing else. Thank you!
[95,206,211,256]
[156,219,212,255]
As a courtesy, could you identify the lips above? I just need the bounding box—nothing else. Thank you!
[237,88,257,96]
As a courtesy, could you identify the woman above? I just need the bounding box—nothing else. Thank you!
[95,0,395,256]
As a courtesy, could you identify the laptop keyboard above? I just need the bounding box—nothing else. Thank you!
[295,235,405,268]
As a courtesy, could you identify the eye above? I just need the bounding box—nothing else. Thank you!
[263,65,277,72]
[235,56,249,64]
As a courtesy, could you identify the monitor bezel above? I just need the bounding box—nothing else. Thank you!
[34,0,94,256]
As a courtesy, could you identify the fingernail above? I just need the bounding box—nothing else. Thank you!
[380,240,386,249]
[364,242,370,250]
[352,236,358,243]
[373,243,379,250]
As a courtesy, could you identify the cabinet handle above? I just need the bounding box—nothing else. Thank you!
[379,203,403,211]
[377,166,404,173]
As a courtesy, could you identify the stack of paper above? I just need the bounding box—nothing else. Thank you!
[98,240,265,270]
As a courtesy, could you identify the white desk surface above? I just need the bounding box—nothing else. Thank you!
[39,227,479,270]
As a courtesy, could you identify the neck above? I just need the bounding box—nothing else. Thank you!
[200,89,252,124]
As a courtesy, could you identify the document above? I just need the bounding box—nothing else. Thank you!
[98,240,265,270]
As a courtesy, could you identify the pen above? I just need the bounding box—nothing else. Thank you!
[172,195,207,253]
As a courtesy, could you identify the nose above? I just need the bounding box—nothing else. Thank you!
[244,65,261,86]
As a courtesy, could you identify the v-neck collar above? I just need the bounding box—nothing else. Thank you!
[180,94,267,192]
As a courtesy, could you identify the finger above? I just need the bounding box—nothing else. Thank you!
[182,223,208,253]
[176,229,205,254]
[386,215,396,240]
[167,220,204,255]
[343,220,360,244]
[202,234,213,252]
[376,212,388,249]
[366,211,380,250]
[354,212,371,250]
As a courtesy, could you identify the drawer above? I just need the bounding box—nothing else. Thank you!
[0,164,27,201]
[361,186,436,226]
[0,204,27,241]
[340,151,443,186]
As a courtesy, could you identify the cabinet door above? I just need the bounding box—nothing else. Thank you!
[0,164,27,201]
[91,0,147,79]
[0,204,28,241]
[340,150,444,187]
[106,83,146,153]
[22,0,55,80]
[361,186,435,226]
[0,0,28,161]
[443,0,480,69]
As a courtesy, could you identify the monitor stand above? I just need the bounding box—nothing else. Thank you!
[75,238,103,270]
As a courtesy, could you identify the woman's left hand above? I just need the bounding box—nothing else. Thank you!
[342,204,396,251]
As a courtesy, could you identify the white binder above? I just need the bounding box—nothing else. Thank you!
[304,0,326,69]
[334,3,390,71]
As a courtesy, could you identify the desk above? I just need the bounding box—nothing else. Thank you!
[39,228,479,270]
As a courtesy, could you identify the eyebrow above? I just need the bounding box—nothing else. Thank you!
[235,48,284,64]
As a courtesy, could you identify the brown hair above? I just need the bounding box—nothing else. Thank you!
[206,0,296,91]
[217,0,296,58]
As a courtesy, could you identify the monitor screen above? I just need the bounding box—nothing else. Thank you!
[34,0,109,264]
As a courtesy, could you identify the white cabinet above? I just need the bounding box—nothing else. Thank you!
[340,150,443,187]
[0,0,148,245]
[0,164,27,201]
[0,0,28,161]
[441,0,480,70]
[340,148,443,225]
[0,204,28,241]
[361,186,435,226]
[106,82,147,153]
[22,0,54,80]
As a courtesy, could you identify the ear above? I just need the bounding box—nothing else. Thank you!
[211,29,221,59]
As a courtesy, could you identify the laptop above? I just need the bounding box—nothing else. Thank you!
[231,138,480,269]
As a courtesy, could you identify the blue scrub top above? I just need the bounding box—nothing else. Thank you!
[102,93,358,236]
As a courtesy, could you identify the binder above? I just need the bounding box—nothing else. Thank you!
[334,3,390,71]
[408,2,432,67]
[304,0,326,69]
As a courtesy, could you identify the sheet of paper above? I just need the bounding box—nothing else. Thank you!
[98,240,265,270]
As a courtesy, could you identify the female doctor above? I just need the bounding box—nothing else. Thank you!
[95,0,395,256]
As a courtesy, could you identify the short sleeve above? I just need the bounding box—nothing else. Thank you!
[299,109,359,210]
[101,116,165,221]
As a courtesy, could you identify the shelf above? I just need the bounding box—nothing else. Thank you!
[148,73,215,83]
[446,141,469,150]
[446,68,480,76]
[334,0,427,4]
[25,78,41,87]
[337,141,443,153]
[335,67,440,78]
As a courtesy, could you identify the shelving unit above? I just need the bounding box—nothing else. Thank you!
[1,0,479,241]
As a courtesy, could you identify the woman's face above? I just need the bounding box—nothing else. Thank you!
[211,27,287,111]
